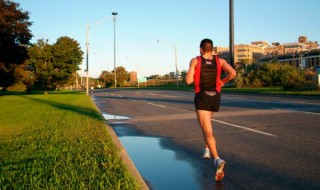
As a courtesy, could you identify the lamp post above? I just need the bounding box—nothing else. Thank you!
[112,12,118,88]
[157,39,179,89]
[85,24,90,95]
[299,51,309,69]
[229,0,234,67]
[84,16,113,95]
[174,45,179,89]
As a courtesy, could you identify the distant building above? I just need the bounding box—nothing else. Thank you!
[299,36,308,43]
[214,35,319,69]
[251,41,269,47]
[259,49,320,69]
[235,44,264,64]
[213,46,229,54]
[130,71,137,82]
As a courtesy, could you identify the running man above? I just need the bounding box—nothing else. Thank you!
[186,38,236,182]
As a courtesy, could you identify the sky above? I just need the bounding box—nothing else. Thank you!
[15,0,320,78]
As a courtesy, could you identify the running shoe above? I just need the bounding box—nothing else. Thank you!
[214,158,226,182]
[202,149,210,159]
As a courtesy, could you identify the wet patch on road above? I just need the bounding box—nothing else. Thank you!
[103,112,229,190]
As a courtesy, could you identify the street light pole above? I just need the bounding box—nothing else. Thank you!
[157,39,179,88]
[300,51,309,69]
[112,12,118,88]
[174,45,179,89]
[85,24,90,95]
[229,0,234,67]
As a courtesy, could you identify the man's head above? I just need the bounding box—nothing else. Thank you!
[200,38,213,54]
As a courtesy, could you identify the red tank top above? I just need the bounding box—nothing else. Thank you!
[194,55,222,93]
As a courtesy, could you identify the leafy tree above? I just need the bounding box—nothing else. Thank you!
[114,66,129,87]
[52,36,83,89]
[163,74,170,80]
[147,74,162,80]
[0,0,32,87]
[99,70,113,87]
[180,70,187,79]
[27,39,55,90]
[99,66,129,87]
[27,37,83,91]
[12,62,35,92]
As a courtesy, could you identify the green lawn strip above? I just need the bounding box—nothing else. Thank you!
[128,85,320,95]
[0,92,139,189]
[222,87,320,95]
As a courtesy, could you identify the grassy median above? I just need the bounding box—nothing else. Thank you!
[0,92,139,189]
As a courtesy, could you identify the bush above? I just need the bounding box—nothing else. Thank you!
[235,62,314,90]
[6,83,27,91]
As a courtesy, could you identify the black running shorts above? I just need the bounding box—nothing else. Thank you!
[194,91,221,112]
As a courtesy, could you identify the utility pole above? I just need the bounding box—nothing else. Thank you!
[229,0,234,67]
[86,24,90,95]
[175,45,179,89]
[112,12,118,88]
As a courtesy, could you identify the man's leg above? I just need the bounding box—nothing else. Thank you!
[196,110,218,159]
[197,109,226,181]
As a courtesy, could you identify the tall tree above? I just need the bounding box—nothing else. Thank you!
[0,0,32,87]
[114,66,129,87]
[52,36,83,89]
[99,70,113,87]
[27,39,55,90]
[27,37,83,91]
[99,66,129,87]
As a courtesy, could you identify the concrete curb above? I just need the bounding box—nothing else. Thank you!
[105,125,149,190]
[92,98,149,190]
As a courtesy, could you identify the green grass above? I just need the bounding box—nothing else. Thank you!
[129,85,320,96]
[222,86,320,95]
[0,92,140,189]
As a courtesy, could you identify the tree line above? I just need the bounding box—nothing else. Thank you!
[0,0,83,92]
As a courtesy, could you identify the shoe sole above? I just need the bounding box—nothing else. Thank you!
[202,155,210,159]
[215,162,226,182]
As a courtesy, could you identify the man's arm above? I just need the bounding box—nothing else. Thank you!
[219,58,236,87]
[186,57,197,84]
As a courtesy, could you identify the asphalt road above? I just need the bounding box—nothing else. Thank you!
[93,89,320,190]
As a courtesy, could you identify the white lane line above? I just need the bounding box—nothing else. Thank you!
[165,95,177,98]
[164,95,177,98]
[212,119,277,137]
[271,108,320,116]
[147,102,166,108]
[280,101,320,106]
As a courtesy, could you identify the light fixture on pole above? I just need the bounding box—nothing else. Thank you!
[85,24,90,95]
[84,16,113,95]
[112,12,118,88]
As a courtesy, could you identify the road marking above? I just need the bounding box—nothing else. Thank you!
[212,119,277,137]
[280,101,320,106]
[272,108,320,116]
[164,95,177,98]
[147,102,166,108]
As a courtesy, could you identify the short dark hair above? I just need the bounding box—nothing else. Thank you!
[200,38,213,53]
